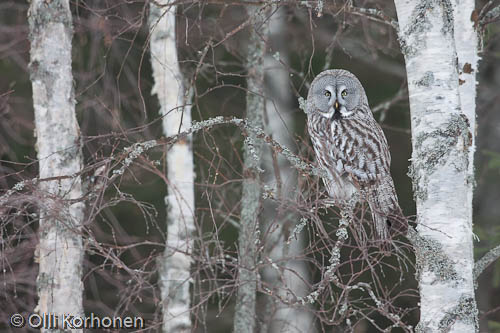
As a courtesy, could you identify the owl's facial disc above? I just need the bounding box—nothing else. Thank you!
[317,85,335,119]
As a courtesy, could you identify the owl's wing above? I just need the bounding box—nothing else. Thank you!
[332,110,405,238]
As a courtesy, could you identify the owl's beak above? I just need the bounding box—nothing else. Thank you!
[332,100,342,120]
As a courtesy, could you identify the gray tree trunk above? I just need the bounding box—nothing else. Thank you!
[28,0,85,331]
[261,6,315,333]
[233,4,269,333]
[149,2,196,332]
[394,0,479,331]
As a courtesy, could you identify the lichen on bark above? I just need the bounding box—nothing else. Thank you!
[438,295,478,331]
[233,3,269,333]
[28,0,85,329]
[408,113,471,200]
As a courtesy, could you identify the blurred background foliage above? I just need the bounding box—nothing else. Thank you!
[0,0,499,332]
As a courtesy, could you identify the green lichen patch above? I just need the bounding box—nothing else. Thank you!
[399,0,455,57]
[399,0,433,57]
[298,96,307,113]
[440,0,455,35]
[414,71,435,87]
[415,322,431,333]
[412,233,461,283]
[408,113,471,200]
[406,0,434,37]
[438,295,478,331]
[28,0,72,38]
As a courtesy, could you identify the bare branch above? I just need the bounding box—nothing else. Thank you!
[479,1,500,27]
[474,244,500,284]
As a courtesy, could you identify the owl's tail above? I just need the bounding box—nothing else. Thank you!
[367,176,407,239]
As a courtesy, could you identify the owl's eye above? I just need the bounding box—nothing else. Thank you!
[324,91,331,98]
[341,90,348,97]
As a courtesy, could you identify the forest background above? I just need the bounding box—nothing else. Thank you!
[1,0,500,332]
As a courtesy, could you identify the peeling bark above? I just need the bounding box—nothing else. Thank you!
[394,0,478,331]
[28,0,85,330]
[149,2,195,332]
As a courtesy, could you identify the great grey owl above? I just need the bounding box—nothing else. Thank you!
[306,69,405,239]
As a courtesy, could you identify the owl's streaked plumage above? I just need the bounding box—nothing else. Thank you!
[306,69,405,239]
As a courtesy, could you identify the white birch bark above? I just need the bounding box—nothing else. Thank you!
[149,2,195,332]
[233,4,268,333]
[452,0,478,240]
[261,7,315,333]
[28,0,85,330]
[394,0,478,331]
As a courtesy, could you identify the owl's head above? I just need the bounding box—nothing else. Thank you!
[306,69,368,120]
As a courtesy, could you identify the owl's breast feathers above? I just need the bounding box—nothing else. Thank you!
[308,105,390,187]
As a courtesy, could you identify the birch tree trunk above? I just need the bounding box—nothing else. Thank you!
[149,2,195,332]
[233,4,268,333]
[28,0,85,330]
[261,6,315,333]
[394,1,478,331]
